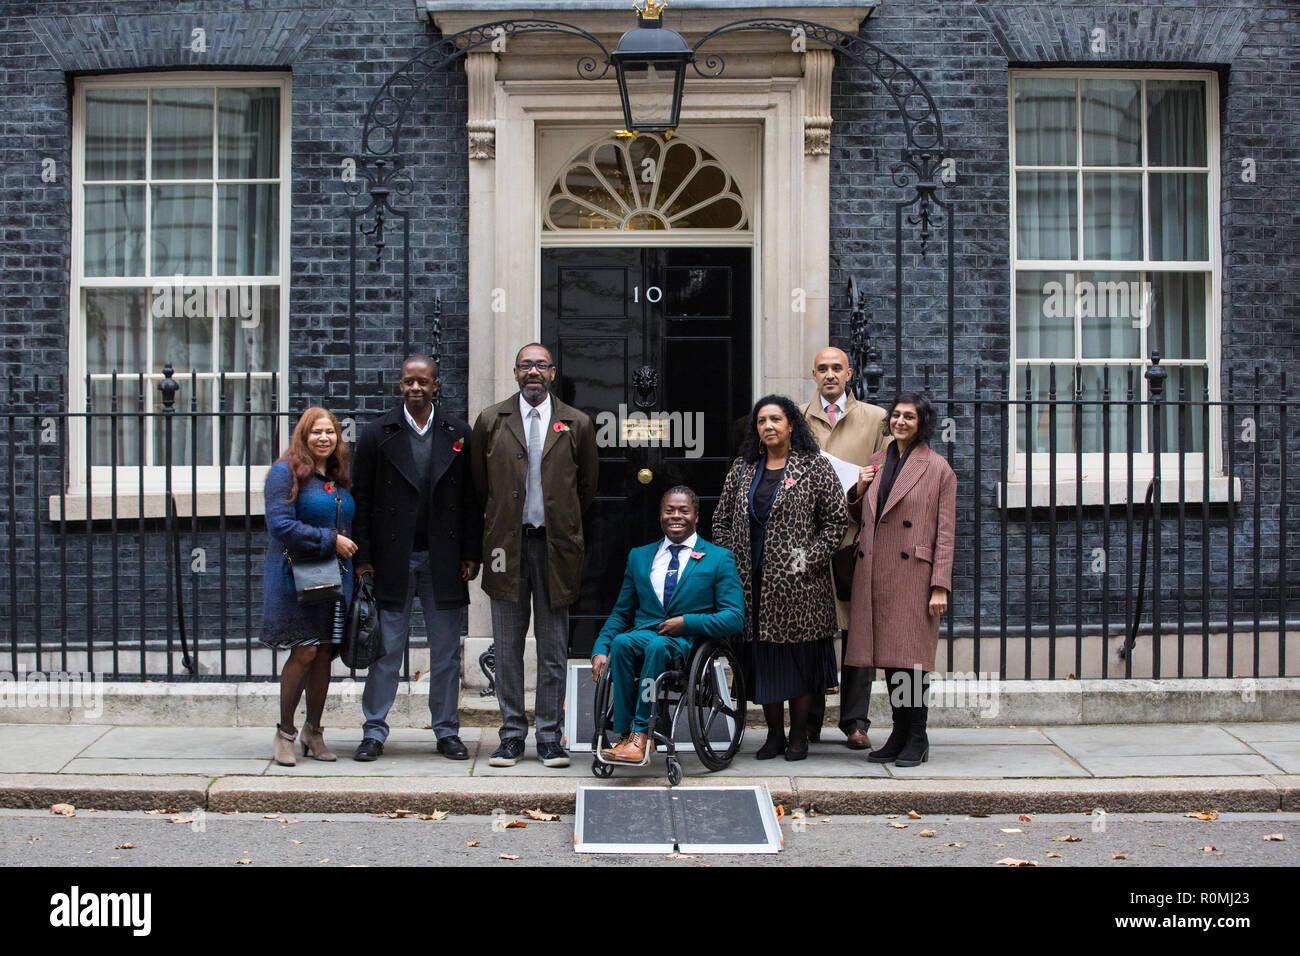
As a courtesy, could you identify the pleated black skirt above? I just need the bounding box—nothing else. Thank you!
[741,636,839,706]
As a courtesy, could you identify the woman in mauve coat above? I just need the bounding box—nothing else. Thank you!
[844,391,956,767]
[261,407,357,767]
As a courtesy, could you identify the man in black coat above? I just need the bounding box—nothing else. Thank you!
[351,354,483,761]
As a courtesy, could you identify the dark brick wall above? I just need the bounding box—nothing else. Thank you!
[1,1,1296,675]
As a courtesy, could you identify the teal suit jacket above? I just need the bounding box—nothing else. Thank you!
[592,537,745,658]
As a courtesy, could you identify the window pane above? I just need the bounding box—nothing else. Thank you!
[1079,270,1142,358]
[86,289,148,373]
[1077,365,1136,454]
[85,89,146,181]
[1149,173,1208,260]
[89,379,143,467]
[1081,79,1141,166]
[1014,364,1075,453]
[1016,172,1077,259]
[1016,271,1073,359]
[217,87,280,179]
[1147,80,1207,167]
[220,376,277,466]
[1150,272,1207,360]
[151,184,213,274]
[1014,78,1076,166]
[151,378,214,466]
[1154,365,1207,453]
[84,185,145,277]
[1082,172,1142,260]
[219,287,279,372]
[218,184,278,275]
[152,308,212,374]
[151,88,213,180]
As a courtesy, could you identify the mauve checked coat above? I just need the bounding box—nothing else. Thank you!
[844,441,956,671]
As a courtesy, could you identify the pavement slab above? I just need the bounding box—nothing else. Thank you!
[884,744,1090,779]
[1040,723,1255,758]
[0,724,110,773]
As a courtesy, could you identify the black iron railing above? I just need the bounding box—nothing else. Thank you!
[1,363,1294,680]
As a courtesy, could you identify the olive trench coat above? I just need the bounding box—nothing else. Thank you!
[844,440,956,671]
[711,449,848,644]
[470,393,599,608]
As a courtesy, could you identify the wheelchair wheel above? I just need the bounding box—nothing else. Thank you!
[592,756,614,778]
[591,666,614,753]
[666,755,683,787]
[685,637,746,771]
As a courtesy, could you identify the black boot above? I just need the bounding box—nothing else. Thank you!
[867,703,909,763]
[894,704,929,767]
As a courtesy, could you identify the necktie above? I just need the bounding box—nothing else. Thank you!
[827,403,840,427]
[662,544,686,608]
[524,408,544,527]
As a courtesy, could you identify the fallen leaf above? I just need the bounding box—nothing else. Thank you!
[1199,846,1217,852]
[391,809,414,817]
[50,804,75,817]
[318,858,330,864]
[995,857,1037,866]
[235,859,252,865]
[1184,810,1219,821]
[1263,834,1285,841]
[1051,835,1083,843]
[995,843,1005,847]
[144,808,178,815]
[1214,852,1224,856]
[418,810,451,821]
[1018,814,1033,823]
[1000,828,1023,833]
[944,842,966,848]
[292,840,303,845]
[504,820,528,829]
[523,808,560,822]
[919,829,937,837]
[115,843,134,850]
[499,853,520,860]
[422,724,433,730]
[1046,851,1062,858]
[907,810,922,819]
[885,814,898,819]
[889,822,909,829]
[970,812,989,818]
[665,852,696,859]
[466,841,480,847]
[168,817,195,825]
[1112,853,1128,860]
[1153,843,1166,847]
[27,836,41,844]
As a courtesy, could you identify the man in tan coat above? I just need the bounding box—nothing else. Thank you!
[471,343,599,769]
[799,346,890,749]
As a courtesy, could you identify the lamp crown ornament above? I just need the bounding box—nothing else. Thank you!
[635,0,667,21]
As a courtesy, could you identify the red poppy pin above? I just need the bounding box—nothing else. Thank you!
[690,550,705,560]
[452,438,464,453]
[783,477,797,487]
[553,421,570,433]
[324,481,335,494]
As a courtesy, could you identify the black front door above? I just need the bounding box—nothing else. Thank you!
[542,246,752,657]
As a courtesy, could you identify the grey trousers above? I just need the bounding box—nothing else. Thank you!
[489,534,570,745]
[361,552,465,742]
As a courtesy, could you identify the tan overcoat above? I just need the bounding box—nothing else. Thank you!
[844,441,956,670]
[470,394,599,607]
[799,392,891,629]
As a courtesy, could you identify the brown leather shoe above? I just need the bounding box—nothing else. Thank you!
[609,731,654,763]
[846,728,872,750]
[599,734,629,761]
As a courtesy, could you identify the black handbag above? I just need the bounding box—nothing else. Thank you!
[284,494,344,607]
[831,524,862,602]
[341,572,380,670]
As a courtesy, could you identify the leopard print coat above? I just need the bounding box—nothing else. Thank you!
[711,449,848,644]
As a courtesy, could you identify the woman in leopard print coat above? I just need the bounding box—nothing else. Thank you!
[712,395,848,761]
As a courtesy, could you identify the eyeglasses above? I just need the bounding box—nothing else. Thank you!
[515,361,554,372]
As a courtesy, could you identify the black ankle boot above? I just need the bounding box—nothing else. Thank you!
[893,705,929,767]
[868,705,909,762]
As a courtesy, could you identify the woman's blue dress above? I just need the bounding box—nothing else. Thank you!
[260,462,355,647]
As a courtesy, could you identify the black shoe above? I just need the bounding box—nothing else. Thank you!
[488,737,525,767]
[755,735,787,760]
[784,740,808,761]
[436,735,469,760]
[353,738,384,762]
[893,708,930,768]
[537,740,571,768]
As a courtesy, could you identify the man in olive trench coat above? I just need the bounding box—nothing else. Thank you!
[471,343,599,767]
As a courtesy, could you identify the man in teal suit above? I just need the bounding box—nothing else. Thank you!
[590,486,745,763]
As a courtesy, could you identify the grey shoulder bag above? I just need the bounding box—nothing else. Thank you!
[284,493,344,607]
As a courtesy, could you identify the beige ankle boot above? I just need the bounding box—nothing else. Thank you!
[300,721,337,761]
[273,724,297,766]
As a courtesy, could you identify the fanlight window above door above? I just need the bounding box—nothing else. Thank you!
[544,133,749,231]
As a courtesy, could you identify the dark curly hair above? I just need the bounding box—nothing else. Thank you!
[738,394,822,464]
[881,391,937,443]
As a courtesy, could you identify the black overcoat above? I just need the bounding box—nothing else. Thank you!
[351,404,483,609]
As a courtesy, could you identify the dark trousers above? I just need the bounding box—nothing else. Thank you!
[809,630,874,734]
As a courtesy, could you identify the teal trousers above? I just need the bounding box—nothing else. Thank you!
[608,630,691,733]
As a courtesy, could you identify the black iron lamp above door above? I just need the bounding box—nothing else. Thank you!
[611,0,693,136]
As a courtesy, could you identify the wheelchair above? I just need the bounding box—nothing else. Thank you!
[590,635,746,786]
